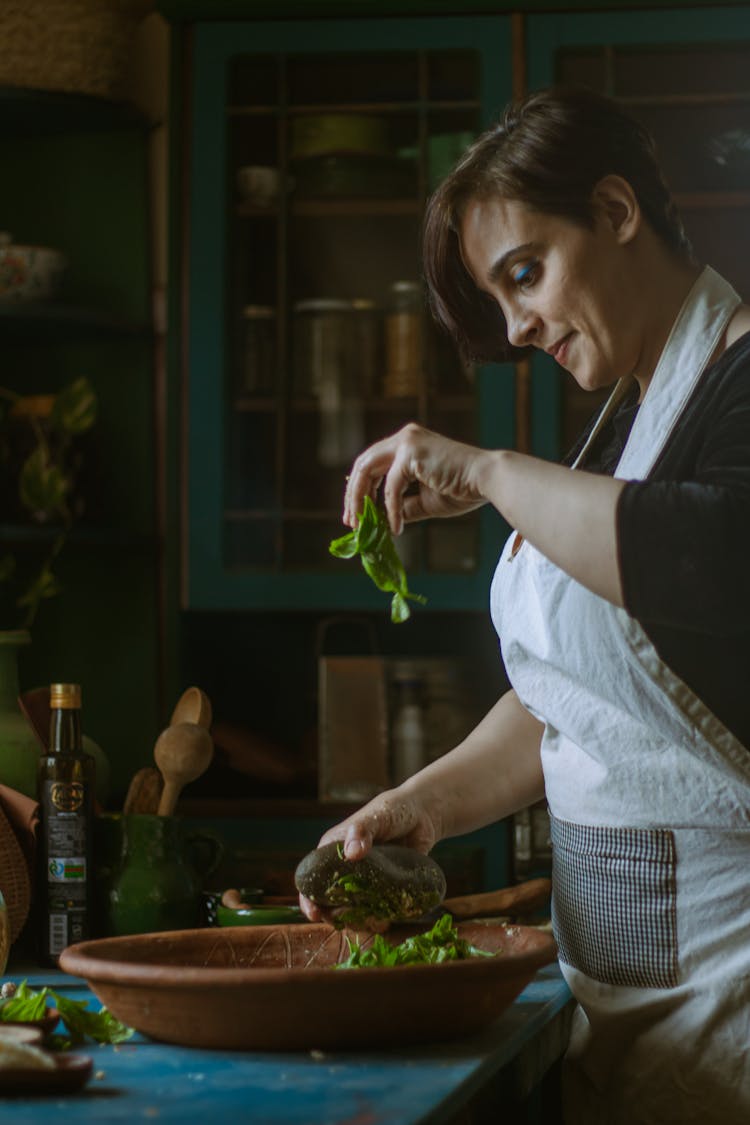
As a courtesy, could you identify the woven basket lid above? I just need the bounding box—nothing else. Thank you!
[0,801,31,944]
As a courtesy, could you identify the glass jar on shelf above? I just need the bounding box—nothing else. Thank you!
[383,279,423,397]
[238,305,276,394]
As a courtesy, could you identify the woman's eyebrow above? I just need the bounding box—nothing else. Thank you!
[488,241,537,284]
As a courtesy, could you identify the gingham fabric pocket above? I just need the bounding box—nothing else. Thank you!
[550,815,679,989]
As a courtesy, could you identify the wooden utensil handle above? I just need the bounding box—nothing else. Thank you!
[442,877,552,920]
[157,780,181,818]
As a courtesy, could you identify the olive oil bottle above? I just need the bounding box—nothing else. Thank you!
[37,683,95,964]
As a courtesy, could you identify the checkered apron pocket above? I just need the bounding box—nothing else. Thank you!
[550,815,679,989]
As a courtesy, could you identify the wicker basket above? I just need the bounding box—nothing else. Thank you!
[0,0,154,101]
[0,800,31,945]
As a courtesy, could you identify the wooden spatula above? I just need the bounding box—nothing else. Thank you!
[441,877,552,920]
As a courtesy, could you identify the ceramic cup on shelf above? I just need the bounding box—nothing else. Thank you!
[236,165,284,206]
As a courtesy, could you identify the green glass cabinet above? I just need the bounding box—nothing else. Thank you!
[181,16,516,612]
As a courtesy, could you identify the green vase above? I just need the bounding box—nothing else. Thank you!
[0,630,42,798]
[105,815,222,936]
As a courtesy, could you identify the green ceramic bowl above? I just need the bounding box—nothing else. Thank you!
[217,904,305,927]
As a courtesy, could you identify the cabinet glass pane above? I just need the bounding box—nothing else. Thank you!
[223,48,481,576]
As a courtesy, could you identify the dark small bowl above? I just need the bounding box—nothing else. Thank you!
[201,888,264,926]
[217,904,304,928]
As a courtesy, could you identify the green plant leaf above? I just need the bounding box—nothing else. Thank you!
[335,914,494,970]
[0,981,50,1021]
[328,496,426,623]
[18,447,68,519]
[51,376,97,435]
[328,529,359,559]
[16,564,61,611]
[53,993,134,1046]
[0,981,134,1046]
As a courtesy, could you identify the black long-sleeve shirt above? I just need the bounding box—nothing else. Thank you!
[568,331,750,750]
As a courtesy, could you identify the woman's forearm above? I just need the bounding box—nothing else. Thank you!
[401,689,545,841]
[478,450,626,606]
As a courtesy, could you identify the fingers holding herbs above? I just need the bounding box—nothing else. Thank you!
[343,423,491,537]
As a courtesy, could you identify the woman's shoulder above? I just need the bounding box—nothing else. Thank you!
[724,303,750,352]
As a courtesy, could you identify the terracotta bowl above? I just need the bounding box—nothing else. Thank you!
[59,922,557,1051]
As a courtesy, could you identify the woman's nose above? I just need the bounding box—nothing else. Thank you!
[506,306,541,349]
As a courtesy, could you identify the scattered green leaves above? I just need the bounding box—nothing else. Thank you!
[51,376,98,436]
[19,446,69,519]
[0,375,98,629]
[336,913,495,969]
[329,495,426,623]
[0,980,134,1047]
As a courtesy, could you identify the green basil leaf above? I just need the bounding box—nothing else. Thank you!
[328,497,426,622]
[0,981,134,1046]
[0,982,50,1022]
[334,914,495,970]
[329,530,359,559]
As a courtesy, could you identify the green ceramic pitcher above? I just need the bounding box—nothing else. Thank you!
[103,814,223,937]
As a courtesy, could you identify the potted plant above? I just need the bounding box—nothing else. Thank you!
[0,376,97,630]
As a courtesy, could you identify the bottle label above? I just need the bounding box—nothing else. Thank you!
[49,913,68,956]
[47,856,87,882]
[49,781,85,813]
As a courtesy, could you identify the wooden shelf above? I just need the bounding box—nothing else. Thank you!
[0,523,155,548]
[0,301,151,338]
[621,91,750,109]
[234,393,474,412]
[238,198,421,217]
[224,509,337,521]
[179,797,357,819]
[0,86,151,138]
[228,98,480,117]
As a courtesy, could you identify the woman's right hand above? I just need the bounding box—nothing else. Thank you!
[298,784,442,922]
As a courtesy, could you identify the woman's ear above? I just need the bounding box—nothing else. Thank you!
[591,174,641,244]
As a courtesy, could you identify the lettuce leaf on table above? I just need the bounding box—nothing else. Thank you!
[0,980,133,1046]
[329,495,427,623]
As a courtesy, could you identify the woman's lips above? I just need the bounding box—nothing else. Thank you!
[548,333,572,365]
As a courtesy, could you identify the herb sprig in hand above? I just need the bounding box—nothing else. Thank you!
[329,495,427,623]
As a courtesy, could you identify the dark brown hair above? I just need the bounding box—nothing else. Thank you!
[422,85,693,363]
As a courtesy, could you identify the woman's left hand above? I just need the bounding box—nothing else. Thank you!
[343,422,492,534]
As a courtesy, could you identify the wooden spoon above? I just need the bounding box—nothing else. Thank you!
[122,766,164,815]
[153,723,214,817]
[169,686,212,729]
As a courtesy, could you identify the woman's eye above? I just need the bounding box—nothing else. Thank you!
[513,262,537,288]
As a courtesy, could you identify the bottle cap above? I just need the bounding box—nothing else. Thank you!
[50,683,81,709]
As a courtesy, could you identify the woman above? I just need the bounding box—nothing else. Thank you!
[300,87,750,1124]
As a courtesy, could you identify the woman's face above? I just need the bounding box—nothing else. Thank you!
[458,193,642,391]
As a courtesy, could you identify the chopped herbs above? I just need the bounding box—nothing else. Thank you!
[329,495,426,623]
[296,842,447,928]
[336,913,495,969]
[0,980,134,1047]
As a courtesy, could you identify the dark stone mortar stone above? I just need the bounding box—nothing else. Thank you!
[294,842,447,922]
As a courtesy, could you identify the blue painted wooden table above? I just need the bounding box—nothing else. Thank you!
[2,963,572,1123]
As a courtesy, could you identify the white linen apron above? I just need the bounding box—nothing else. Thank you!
[491,267,750,1124]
